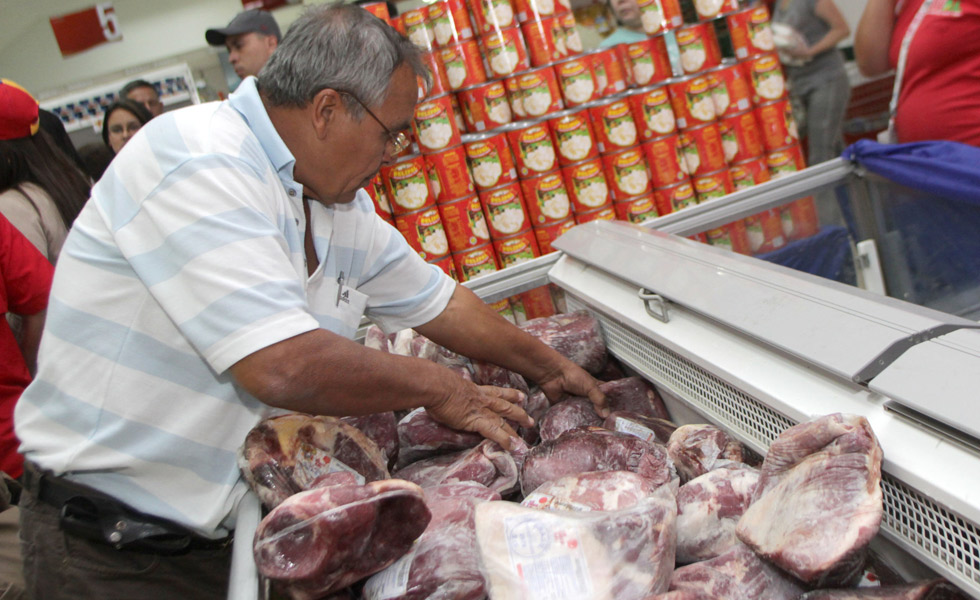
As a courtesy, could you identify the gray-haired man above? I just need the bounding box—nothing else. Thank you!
[15,6,605,598]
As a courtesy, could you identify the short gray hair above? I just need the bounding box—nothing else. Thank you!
[257,4,430,118]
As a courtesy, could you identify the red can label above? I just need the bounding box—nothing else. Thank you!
[549,109,599,165]
[766,143,807,179]
[589,99,638,153]
[451,243,499,281]
[706,64,753,118]
[421,51,452,99]
[718,111,763,164]
[479,183,532,239]
[402,6,435,51]
[780,197,819,240]
[560,12,582,54]
[428,254,459,280]
[381,155,436,215]
[464,133,520,190]
[424,144,475,203]
[602,146,652,198]
[676,22,722,74]
[507,122,558,176]
[587,48,628,97]
[641,135,688,188]
[458,81,513,132]
[481,27,530,77]
[574,206,617,224]
[743,208,785,254]
[668,75,716,129]
[679,123,727,177]
[554,57,599,106]
[468,0,517,33]
[727,7,775,60]
[627,86,676,140]
[512,0,571,23]
[624,35,672,87]
[560,158,612,213]
[636,0,683,35]
[439,41,488,91]
[755,99,800,151]
[516,66,564,117]
[730,157,770,190]
[438,194,492,252]
[743,53,787,103]
[430,0,474,47]
[653,181,697,215]
[613,195,660,224]
[493,229,541,268]
[413,95,462,152]
[521,171,573,225]
[693,0,739,20]
[706,220,750,254]
[521,15,566,67]
[533,217,575,254]
[692,168,734,203]
[395,207,450,259]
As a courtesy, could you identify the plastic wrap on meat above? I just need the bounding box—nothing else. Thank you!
[604,411,678,444]
[475,487,677,599]
[340,412,398,470]
[395,408,485,469]
[411,334,474,379]
[521,470,666,512]
[538,398,604,442]
[394,439,525,496]
[470,359,530,395]
[667,424,745,484]
[239,414,390,509]
[520,310,607,374]
[364,325,394,352]
[362,482,499,600]
[669,543,805,600]
[601,377,670,420]
[642,592,718,600]
[798,579,969,599]
[254,478,430,600]
[521,427,675,496]
[595,357,627,381]
[518,389,554,444]
[675,464,759,563]
[736,413,883,587]
[390,329,418,357]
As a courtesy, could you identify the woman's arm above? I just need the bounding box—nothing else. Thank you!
[855,0,897,76]
[804,0,851,58]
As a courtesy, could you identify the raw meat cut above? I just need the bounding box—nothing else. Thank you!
[642,592,717,600]
[362,482,499,600]
[667,424,745,483]
[253,478,430,600]
[475,486,677,599]
[601,377,670,420]
[798,579,969,599]
[518,389,554,444]
[393,439,526,496]
[538,398,603,442]
[239,414,389,509]
[675,463,759,563]
[604,411,678,444]
[595,357,627,381]
[364,325,393,352]
[340,412,398,470]
[521,470,665,512]
[520,310,608,374]
[669,543,805,600]
[736,413,884,587]
[521,426,675,496]
[470,359,530,395]
[411,333,474,378]
[395,407,484,469]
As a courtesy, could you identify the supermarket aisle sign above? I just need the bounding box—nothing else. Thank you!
[49,3,123,57]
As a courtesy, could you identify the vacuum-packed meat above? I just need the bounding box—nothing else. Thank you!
[604,411,678,444]
[601,377,670,420]
[520,310,608,374]
[340,412,398,470]
[667,424,745,483]
[395,407,485,469]
[538,398,604,442]
[393,438,526,496]
[675,463,759,563]
[669,543,805,600]
[521,470,666,512]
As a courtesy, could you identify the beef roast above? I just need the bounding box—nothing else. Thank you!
[601,377,670,420]
[520,310,607,374]
[395,407,484,469]
[538,398,604,442]
[604,411,678,444]
[667,424,745,484]
[340,412,398,470]
[393,438,526,496]
[798,579,969,599]
[521,470,665,512]
[675,463,759,563]
[669,543,805,600]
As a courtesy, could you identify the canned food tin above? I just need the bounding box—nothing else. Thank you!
[602,146,652,198]
[692,168,734,202]
[533,217,576,254]
[729,156,770,190]
[458,80,513,131]
[381,154,436,215]
[464,132,520,190]
[428,254,460,280]
[623,35,672,87]
[493,229,541,268]
[468,0,517,33]
[766,143,806,179]
[503,74,527,119]
[451,243,499,281]
[586,48,628,97]
[516,66,564,117]
[512,0,570,24]
[394,206,451,259]
[560,12,583,54]
[705,220,750,254]
[429,0,474,47]
[574,205,617,224]
[743,209,785,254]
[678,122,726,176]
[755,98,799,151]
[437,194,492,252]
[479,182,533,239]
[613,194,660,224]
[692,0,740,20]
[402,6,435,51]
[420,51,452,100]
[424,144,475,202]
[505,121,558,176]
[640,134,688,188]
[522,15,567,67]
[390,15,407,37]
[448,94,467,133]
[560,158,612,212]
[361,1,394,25]
[489,297,517,324]
[413,94,463,153]
[667,74,716,129]
[637,0,683,35]
[727,6,775,60]
[439,41,488,91]
[653,180,697,215]
[676,22,722,75]
[626,85,676,140]
[549,109,599,165]
[520,170,573,225]
[553,56,600,107]
[516,285,557,320]
[588,97,639,153]
[705,62,753,118]
[480,27,530,77]
[743,53,787,104]
[780,197,819,240]
[718,111,763,164]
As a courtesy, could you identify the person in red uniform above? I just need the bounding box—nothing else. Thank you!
[855,0,980,146]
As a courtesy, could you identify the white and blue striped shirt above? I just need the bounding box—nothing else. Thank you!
[14,77,454,537]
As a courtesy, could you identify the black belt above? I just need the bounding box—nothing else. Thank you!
[22,461,232,555]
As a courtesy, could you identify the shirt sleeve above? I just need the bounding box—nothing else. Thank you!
[0,213,53,317]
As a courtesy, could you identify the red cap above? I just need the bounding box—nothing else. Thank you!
[0,79,40,141]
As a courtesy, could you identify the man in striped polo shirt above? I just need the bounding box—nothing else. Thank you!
[14,5,606,599]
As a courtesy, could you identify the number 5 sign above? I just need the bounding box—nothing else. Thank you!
[50,2,123,57]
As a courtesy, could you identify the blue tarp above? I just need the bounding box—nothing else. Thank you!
[759,225,854,285]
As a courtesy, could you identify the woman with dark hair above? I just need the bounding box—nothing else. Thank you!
[101,99,152,155]
[0,79,91,263]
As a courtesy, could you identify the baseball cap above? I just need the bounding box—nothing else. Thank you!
[0,79,40,141]
[205,10,281,46]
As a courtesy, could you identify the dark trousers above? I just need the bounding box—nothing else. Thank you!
[18,491,232,599]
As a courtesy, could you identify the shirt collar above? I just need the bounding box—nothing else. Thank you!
[227,76,296,181]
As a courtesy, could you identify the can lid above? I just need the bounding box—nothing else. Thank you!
[730,155,766,166]
[457,80,503,94]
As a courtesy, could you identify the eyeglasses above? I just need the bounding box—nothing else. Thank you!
[337,90,410,155]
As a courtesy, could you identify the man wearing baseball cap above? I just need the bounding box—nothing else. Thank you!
[205,9,281,80]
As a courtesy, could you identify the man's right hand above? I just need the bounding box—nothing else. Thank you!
[425,381,533,451]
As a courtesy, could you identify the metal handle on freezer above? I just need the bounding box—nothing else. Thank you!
[639,289,670,323]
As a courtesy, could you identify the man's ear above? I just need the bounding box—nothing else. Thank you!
[311,88,343,140]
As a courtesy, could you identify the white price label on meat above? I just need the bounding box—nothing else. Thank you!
[503,514,593,600]
[291,442,366,488]
[520,492,592,512]
[362,542,418,600]
[612,417,658,443]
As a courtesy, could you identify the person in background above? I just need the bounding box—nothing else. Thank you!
[77,143,115,182]
[100,99,152,155]
[600,0,648,46]
[120,79,164,118]
[0,80,90,264]
[206,9,281,80]
[771,0,851,165]
[854,0,980,146]
[15,5,605,598]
